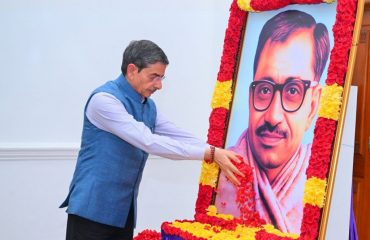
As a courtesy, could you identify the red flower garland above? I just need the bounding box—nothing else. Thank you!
[197,0,248,217]
[326,0,357,86]
[300,0,357,238]
[300,205,322,240]
[195,184,214,214]
[207,108,228,148]
[217,1,247,81]
[306,118,337,179]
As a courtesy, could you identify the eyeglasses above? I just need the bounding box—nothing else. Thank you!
[250,79,318,113]
[150,75,165,83]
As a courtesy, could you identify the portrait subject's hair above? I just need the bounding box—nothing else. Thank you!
[253,10,330,82]
[121,40,169,75]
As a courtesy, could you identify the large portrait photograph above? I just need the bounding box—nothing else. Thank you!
[215,4,336,235]
[190,0,364,239]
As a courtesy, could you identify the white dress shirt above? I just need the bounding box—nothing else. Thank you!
[86,92,208,160]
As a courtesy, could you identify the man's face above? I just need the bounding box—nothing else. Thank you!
[248,29,321,177]
[127,62,166,98]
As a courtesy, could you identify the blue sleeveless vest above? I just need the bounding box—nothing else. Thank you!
[60,74,157,228]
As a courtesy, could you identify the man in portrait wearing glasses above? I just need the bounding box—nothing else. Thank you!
[215,10,330,234]
[60,40,244,240]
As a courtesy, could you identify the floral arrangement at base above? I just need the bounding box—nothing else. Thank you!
[161,206,299,240]
[160,160,298,240]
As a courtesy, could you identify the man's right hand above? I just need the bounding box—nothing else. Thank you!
[205,147,245,185]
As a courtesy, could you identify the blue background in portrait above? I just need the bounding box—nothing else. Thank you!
[225,3,337,148]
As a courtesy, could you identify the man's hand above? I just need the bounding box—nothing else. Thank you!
[205,147,245,185]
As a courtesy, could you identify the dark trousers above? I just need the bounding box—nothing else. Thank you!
[66,204,134,240]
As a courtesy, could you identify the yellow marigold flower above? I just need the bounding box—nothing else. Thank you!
[303,177,327,208]
[206,205,234,220]
[207,205,218,214]
[318,84,343,121]
[211,80,233,110]
[263,224,300,239]
[170,220,266,239]
[199,161,219,187]
[322,0,336,3]
[172,221,221,239]
[237,0,255,12]
[233,225,260,239]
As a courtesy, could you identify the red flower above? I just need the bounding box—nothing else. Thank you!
[300,205,321,240]
[255,229,295,240]
[232,156,264,224]
[217,1,247,81]
[306,118,337,179]
[134,229,161,240]
[209,108,228,130]
[207,128,226,148]
[195,184,214,215]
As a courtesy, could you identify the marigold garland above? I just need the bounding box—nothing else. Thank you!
[207,128,226,148]
[211,80,233,109]
[199,162,219,187]
[300,205,321,240]
[195,184,214,214]
[198,0,248,217]
[208,108,228,130]
[303,177,327,208]
[318,84,343,120]
[306,119,337,180]
[217,1,247,81]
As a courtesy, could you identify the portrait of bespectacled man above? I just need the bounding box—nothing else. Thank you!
[214,5,337,235]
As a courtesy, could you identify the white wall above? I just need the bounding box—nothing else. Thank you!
[0,1,232,239]
[0,0,232,146]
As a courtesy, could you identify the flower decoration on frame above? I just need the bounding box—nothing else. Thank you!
[196,0,360,239]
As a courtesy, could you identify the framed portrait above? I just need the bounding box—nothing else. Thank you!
[195,0,365,239]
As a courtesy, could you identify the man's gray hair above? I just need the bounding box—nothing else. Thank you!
[121,40,169,75]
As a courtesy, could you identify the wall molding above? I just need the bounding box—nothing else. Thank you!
[0,146,163,161]
[0,146,80,161]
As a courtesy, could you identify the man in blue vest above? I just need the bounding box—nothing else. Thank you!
[60,40,243,240]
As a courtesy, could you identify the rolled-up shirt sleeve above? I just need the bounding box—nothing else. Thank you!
[86,92,207,160]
